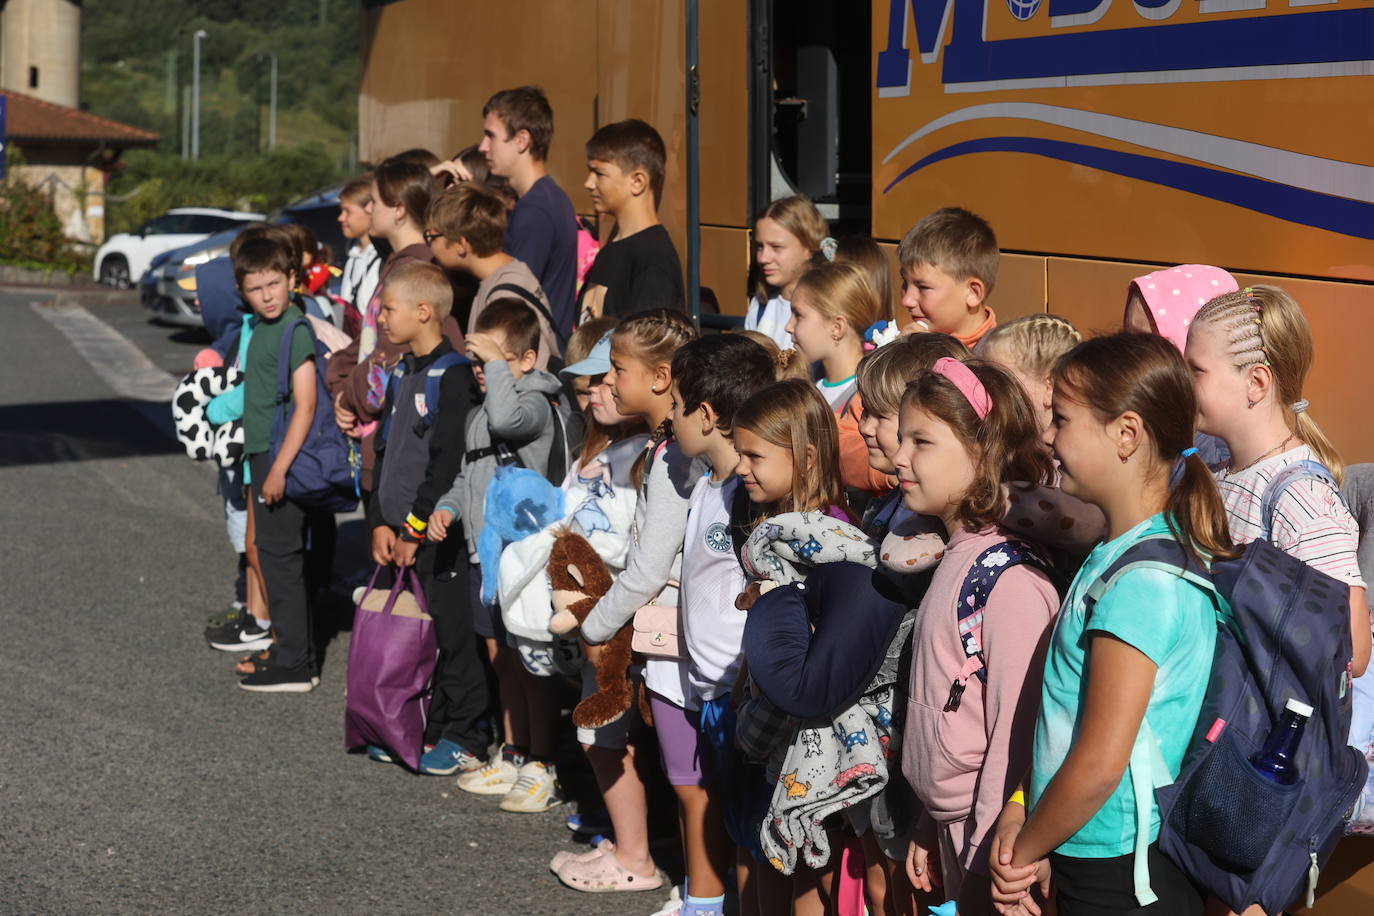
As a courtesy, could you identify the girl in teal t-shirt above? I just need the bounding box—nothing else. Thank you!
[988,334,1234,916]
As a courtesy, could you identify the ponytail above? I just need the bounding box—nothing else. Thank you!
[1165,451,1238,563]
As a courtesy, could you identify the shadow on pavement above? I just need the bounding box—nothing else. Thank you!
[0,398,180,468]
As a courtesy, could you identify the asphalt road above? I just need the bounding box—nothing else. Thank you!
[0,288,679,915]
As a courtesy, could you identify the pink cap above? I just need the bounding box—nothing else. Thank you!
[1126,264,1239,353]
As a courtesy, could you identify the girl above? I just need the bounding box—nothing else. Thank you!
[835,234,896,324]
[991,333,1232,916]
[895,359,1060,916]
[1124,264,1238,352]
[557,309,700,895]
[784,260,891,495]
[1186,286,1369,677]
[738,329,813,383]
[977,314,1082,439]
[746,195,830,350]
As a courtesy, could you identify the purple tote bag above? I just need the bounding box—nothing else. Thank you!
[343,566,437,771]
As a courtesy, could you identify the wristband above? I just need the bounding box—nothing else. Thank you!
[403,521,425,542]
[1009,789,1027,808]
[405,513,428,532]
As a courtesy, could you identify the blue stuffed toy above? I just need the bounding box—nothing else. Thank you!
[478,466,565,605]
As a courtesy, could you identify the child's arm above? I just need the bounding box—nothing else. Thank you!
[481,361,551,440]
[260,356,316,505]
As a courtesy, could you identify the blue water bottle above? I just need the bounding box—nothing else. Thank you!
[1250,697,1313,786]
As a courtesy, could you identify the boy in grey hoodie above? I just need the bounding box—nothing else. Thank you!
[427,297,567,810]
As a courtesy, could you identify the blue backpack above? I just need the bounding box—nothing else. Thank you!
[379,350,472,443]
[1085,460,1366,913]
[267,318,360,513]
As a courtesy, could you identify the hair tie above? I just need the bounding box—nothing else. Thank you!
[819,237,838,262]
[775,348,797,370]
[933,357,992,419]
[1180,447,1199,459]
[863,319,899,352]
[1291,399,1310,414]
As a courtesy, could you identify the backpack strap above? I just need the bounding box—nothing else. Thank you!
[491,282,567,348]
[1128,718,1176,906]
[273,318,316,406]
[1082,533,1216,624]
[944,541,1055,712]
[1259,458,1344,544]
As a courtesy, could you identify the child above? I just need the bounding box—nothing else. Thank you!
[783,260,891,495]
[557,309,700,894]
[668,335,780,916]
[479,86,579,339]
[835,234,896,322]
[1186,286,1370,675]
[364,261,488,766]
[426,182,561,367]
[746,195,830,350]
[337,176,381,339]
[1124,264,1238,351]
[579,118,686,320]
[427,299,565,791]
[977,314,1082,439]
[894,359,1059,915]
[897,207,999,347]
[233,234,323,693]
[990,333,1230,916]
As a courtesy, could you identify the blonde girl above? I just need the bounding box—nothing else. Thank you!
[977,314,1082,438]
[747,195,830,350]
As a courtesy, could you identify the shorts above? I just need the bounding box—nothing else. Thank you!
[575,660,643,749]
[469,563,509,644]
[648,692,712,787]
[515,637,558,677]
[1049,843,1203,916]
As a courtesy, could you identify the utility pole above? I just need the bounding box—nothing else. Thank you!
[269,53,278,150]
[192,29,207,160]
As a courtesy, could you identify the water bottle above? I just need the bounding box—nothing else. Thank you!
[1250,697,1314,786]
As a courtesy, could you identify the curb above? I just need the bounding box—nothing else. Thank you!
[0,264,98,287]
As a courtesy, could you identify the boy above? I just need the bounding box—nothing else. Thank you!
[366,261,491,773]
[235,235,322,692]
[897,206,1000,348]
[338,176,381,339]
[579,118,685,321]
[478,86,578,340]
[428,299,565,807]
[426,183,560,370]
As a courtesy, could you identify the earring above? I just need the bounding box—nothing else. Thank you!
[1120,453,1129,464]
[1247,400,1255,409]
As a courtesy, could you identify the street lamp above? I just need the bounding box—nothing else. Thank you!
[192,29,207,160]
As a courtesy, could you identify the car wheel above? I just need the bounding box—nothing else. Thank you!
[99,255,131,289]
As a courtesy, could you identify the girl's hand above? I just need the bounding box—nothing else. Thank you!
[991,801,1043,908]
[427,508,453,542]
[904,839,939,893]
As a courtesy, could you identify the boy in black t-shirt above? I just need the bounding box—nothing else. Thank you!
[578,119,686,321]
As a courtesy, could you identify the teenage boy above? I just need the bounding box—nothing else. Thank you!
[426,183,560,370]
[236,235,322,693]
[579,118,685,320]
[366,260,491,772]
[896,206,1000,348]
[337,176,381,339]
[478,86,578,341]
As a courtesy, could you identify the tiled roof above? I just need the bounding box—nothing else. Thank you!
[3,90,159,146]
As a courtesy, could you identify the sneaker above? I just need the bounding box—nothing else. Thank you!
[566,809,613,836]
[209,618,273,652]
[418,739,484,776]
[366,745,394,764]
[499,760,565,813]
[648,885,684,916]
[237,665,317,693]
[456,757,520,796]
[203,604,249,644]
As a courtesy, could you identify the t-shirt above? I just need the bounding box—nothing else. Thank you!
[578,224,685,319]
[745,293,793,350]
[817,376,858,412]
[243,304,315,456]
[681,472,749,706]
[1215,443,1363,588]
[1029,513,1217,858]
[505,175,578,340]
[471,258,559,369]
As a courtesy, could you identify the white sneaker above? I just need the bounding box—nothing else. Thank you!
[456,757,520,796]
[647,884,683,916]
[499,760,565,813]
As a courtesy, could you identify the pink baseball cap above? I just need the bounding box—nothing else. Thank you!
[1125,264,1239,353]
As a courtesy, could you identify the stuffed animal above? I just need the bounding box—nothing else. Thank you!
[478,466,565,604]
[547,528,651,728]
[172,365,242,462]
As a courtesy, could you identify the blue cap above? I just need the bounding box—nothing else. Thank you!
[560,331,613,379]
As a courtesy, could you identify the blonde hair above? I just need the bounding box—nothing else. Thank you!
[834,235,894,318]
[792,261,886,342]
[733,378,848,521]
[384,261,453,322]
[857,332,970,417]
[753,194,829,301]
[737,330,812,382]
[978,313,1082,379]
[1192,285,1343,483]
[612,309,699,489]
[897,206,999,295]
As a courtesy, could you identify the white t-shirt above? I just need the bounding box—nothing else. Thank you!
[1215,443,1364,588]
[341,241,381,321]
[680,473,749,707]
[745,293,794,350]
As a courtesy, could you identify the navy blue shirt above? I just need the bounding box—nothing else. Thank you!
[505,175,578,340]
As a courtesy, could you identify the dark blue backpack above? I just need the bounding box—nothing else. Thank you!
[267,318,360,513]
[1085,461,1365,913]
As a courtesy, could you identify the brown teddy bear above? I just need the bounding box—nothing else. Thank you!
[547,528,652,728]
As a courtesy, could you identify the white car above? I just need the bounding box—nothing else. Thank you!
[94,207,264,288]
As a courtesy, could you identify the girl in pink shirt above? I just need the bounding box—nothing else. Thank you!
[893,359,1061,915]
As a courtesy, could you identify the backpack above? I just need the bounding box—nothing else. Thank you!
[462,394,572,487]
[1085,460,1366,913]
[379,350,471,443]
[267,319,360,513]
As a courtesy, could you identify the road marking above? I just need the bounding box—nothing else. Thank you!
[30,302,178,402]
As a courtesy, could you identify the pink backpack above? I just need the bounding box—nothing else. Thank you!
[575,216,600,293]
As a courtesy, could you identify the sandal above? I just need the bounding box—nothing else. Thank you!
[234,648,273,677]
[550,838,612,875]
[557,841,665,893]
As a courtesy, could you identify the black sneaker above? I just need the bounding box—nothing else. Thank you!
[238,665,318,693]
[209,618,273,653]
[203,605,250,643]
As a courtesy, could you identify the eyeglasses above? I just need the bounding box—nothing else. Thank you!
[423,229,443,245]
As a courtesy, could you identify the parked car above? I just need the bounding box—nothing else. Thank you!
[142,185,349,327]
[94,207,265,288]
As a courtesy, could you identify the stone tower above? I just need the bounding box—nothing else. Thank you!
[0,0,82,107]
